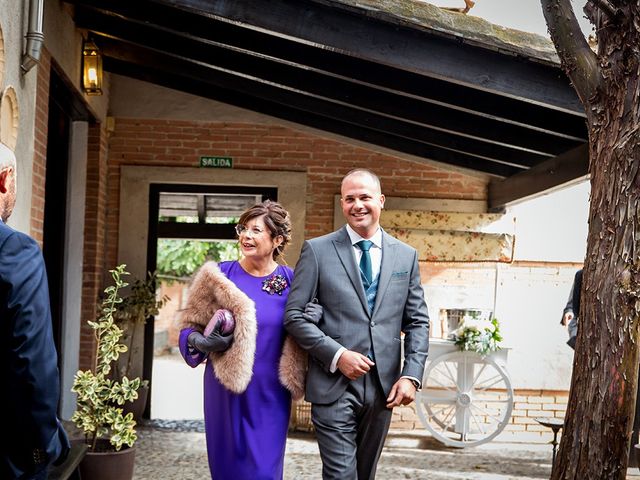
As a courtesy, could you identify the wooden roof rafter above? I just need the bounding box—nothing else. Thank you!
[66,0,590,207]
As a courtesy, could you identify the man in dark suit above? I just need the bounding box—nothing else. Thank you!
[560,268,582,349]
[285,169,430,479]
[0,143,69,479]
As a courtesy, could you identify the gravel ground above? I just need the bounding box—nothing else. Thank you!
[131,420,640,479]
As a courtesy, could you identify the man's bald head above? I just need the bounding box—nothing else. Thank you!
[0,143,17,222]
[0,143,16,170]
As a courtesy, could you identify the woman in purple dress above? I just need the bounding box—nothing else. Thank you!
[177,201,319,480]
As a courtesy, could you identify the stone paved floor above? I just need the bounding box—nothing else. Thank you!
[131,420,640,479]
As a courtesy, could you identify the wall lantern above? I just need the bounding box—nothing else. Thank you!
[82,39,103,95]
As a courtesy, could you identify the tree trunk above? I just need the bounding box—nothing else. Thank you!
[555,101,640,479]
[542,2,640,478]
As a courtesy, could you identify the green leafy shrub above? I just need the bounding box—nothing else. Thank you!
[71,265,142,452]
[156,239,239,279]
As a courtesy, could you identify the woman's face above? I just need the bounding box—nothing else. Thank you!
[237,215,283,261]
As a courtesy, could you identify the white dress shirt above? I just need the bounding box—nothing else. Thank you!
[346,224,383,280]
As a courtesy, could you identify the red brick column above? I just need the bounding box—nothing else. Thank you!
[30,49,51,243]
[79,122,109,370]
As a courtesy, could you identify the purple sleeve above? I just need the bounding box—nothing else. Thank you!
[179,327,207,367]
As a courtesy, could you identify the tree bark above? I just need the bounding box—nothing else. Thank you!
[541,1,640,478]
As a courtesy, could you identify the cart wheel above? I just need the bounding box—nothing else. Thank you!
[416,350,513,448]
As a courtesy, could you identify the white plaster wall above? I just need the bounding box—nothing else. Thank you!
[0,0,37,233]
[42,3,117,417]
[0,0,110,233]
[43,1,109,122]
[494,265,576,390]
[511,181,589,263]
[500,182,588,390]
[118,167,308,282]
[109,73,276,124]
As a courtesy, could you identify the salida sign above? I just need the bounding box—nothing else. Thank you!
[200,156,233,168]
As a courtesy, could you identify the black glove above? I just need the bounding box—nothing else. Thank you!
[302,301,323,325]
[188,330,233,353]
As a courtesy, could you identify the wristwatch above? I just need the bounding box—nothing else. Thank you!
[409,379,421,390]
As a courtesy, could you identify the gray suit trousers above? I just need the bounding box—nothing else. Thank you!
[311,368,392,480]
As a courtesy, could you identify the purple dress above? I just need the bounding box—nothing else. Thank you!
[179,261,293,480]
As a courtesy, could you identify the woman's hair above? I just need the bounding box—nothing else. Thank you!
[238,200,292,260]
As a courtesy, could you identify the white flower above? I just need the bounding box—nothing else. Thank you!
[453,316,502,355]
[477,320,493,332]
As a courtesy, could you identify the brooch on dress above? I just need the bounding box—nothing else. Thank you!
[262,274,288,295]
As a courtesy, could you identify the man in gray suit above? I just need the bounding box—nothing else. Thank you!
[285,169,430,479]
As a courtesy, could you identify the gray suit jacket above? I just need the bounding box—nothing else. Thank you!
[285,226,430,404]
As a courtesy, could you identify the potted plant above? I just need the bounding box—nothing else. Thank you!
[71,264,142,480]
[113,270,169,420]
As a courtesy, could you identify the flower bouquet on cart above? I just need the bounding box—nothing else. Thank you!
[451,314,502,356]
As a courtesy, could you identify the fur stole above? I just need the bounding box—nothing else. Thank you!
[176,261,306,400]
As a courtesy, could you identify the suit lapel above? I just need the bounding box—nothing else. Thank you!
[372,230,397,317]
[332,227,369,315]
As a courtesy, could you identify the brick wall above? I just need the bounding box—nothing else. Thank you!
[31,49,51,243]
[294,391,568,443]
[507,390,568,442]
[95,118,486,368]
[79,122,109,370]
[104,119,487,268]
[388,390,568,443]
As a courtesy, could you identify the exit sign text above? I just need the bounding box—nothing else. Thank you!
[200,156,233,168]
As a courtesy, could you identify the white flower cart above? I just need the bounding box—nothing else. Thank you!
[415,339,514,448]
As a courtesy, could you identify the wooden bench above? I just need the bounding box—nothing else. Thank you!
[49,443,88,480]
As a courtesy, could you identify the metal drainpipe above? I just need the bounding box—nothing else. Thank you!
[21,0,45,74]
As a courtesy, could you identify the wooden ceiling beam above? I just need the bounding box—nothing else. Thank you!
[153,0,585,113]
[75,7,584,156]
[92,34,548,171]
[488,144,589,209]
[68,0,587,140]
[67,0,594,196]
[103,53,522,177]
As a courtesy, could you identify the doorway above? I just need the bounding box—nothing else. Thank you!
[145,184,277,419]
[42,67,92,418]
[116,166,307,418]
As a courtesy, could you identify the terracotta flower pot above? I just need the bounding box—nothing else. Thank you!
[79,441,136,480]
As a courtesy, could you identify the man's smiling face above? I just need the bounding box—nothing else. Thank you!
[340,172,385,239]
